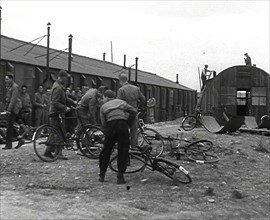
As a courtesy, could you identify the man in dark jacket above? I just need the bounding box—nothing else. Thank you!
[44,70,76,159]
[99,90,137,184]
[3,73,21,149]
[244,53,252,66]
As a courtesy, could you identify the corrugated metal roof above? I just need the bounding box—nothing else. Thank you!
[1,35,195,91]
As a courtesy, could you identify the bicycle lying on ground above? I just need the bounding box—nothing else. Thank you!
[0,111,36,145]
[137,112,164,157]
[109,145,192,184]
[163,128,220,163]
[32,109,104,162]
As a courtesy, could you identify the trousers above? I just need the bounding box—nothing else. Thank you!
[99,119,130,175]
[6,112,17,147]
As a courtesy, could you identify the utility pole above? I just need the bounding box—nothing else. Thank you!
[46,22,51,86]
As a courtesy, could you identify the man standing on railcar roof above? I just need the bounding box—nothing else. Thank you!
[117,73,146,149]
[244,53,252,66]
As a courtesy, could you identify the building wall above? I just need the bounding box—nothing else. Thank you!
[0,60,197,123]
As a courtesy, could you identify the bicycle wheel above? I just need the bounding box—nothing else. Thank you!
[21,127,36,144]
[33,124,63,162]
[186,152,220,163]
[137,127,164,157]
[185,140,213,153]
[109,151,145,174]
[76,125,104,159]
[181,116,197,131]
[154,158,192,184]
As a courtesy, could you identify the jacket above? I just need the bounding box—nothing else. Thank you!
[117,82,146,109]
[49,80,74,115]
[5,81,21,115]
[100,98,137,128]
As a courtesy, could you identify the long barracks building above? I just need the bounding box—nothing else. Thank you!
[0,35,197,123]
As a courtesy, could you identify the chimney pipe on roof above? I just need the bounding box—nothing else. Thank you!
[176,74,179,84]
[135,57,138,85]
[103,52,106,61]
[123,54,126,69]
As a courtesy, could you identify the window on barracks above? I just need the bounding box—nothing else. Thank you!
[251,87,267,106]
[236,90,250,106]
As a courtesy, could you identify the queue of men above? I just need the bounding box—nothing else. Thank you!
[2,69,146,184]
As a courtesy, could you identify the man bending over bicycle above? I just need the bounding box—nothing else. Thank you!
[99,90,137,184]
[44,70,77,160]
[76,85,108,127]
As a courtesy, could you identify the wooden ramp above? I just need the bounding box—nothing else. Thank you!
[244,116,258,129]
[200,116,244,134]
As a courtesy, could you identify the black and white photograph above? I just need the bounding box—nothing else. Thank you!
[0,1,269,219]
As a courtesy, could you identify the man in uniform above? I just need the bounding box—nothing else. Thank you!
[19,85,32,126]
[44,69,76,160]
[117,73,145,149]
[2,73,22,150]
[76,85,108,126]
[99,90,137,184]
[33,84,46,127]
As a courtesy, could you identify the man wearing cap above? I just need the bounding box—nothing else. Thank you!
[44,69,76,159]
[3,73,22,150]
[244,53,252,66]
[76,85,108,126]
[99,90,137,184]
[117,73,146,149]
[201,64,214,91]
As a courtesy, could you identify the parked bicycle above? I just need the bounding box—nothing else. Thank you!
[181,107,229,131]
[109,145,192,184]
[137,112,164,157]
[163,128,220,163]
[32,109,104,162]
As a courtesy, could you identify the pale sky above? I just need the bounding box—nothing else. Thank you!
[1,0,269,91]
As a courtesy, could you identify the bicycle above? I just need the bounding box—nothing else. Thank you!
[181,108,203,131]
[32,109,104,162]
[0,111,36,145]
[163,128,220,163]
[181,107,229,131]
[137,112,164,157]
[109,145,192,184]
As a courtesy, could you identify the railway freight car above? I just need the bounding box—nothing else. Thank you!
[0,35,196,124]
[200,65,270,125]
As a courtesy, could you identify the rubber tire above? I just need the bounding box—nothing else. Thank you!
[154,158,192,184]
[181,116,197,131]
[76,125,104,159]
[186,152,220,164]
[185,140,213,153]
[137,127,164,157]
[33,124,62,162]
[109,151,145,174]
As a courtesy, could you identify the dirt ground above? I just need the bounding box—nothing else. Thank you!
[0,119,270,220]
